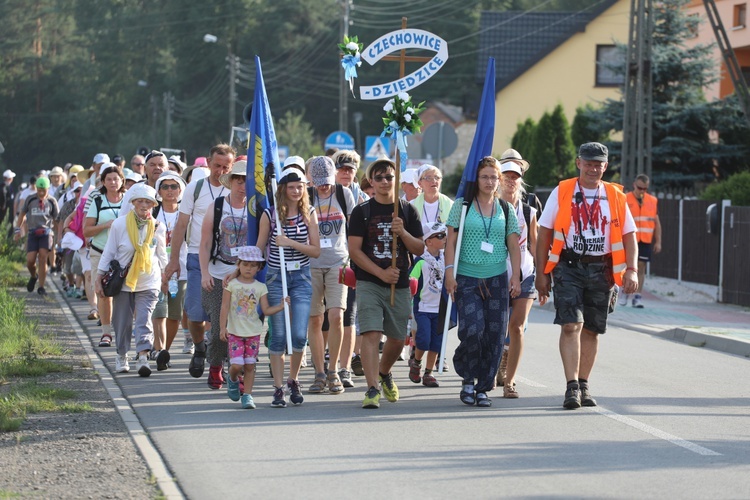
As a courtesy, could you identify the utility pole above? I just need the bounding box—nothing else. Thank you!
[163,91,175,148]
[150,95,158,148]
[621,0,654,187]
[228,51,240,140]
[338,0,352,132]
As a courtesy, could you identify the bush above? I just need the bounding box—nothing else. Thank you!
[701,171,750,206]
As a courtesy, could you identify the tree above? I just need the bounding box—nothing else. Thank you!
[701,171,750,206]
[275,110,323,159]
[511,117,536,163]
[524,105,575,189]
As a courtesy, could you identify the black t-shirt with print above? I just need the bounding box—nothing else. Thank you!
[348,198,422,288]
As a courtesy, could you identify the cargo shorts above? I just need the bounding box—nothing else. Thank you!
[552,260,616,334]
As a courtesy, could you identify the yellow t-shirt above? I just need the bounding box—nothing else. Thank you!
[226,279,268,337]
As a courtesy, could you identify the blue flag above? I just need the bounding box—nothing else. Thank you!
[247,56,279,247]
[455,58,495,204]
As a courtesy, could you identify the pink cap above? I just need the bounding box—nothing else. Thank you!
[193,157,208,167]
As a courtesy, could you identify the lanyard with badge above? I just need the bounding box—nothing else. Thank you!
[475,199,496,254]
[316,189,334,249]
[227,195,247,257]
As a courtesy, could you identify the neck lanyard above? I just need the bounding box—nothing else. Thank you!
[226,195,247,235]
[161,207,174,242]
[207,182,225,200]
[422,200,440,223]
[315,188,334,221]
[475,199,496,242]
[577,182,600,236]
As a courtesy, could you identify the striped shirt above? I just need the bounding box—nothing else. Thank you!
[264,207,313,269]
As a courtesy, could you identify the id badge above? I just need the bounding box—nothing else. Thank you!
[230,247,239,257]
[481,241,494,253]
[320,238,332,249]
[286,261,301,272]
[166,246,172,257]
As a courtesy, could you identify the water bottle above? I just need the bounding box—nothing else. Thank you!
[168,277,178,298]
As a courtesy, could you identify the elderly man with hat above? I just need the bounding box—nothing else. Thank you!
[0,169,16,229]
[400,168,421,202]
[81,153,110,193]
[48,167,65,198]
[164,143,234,384]
[535,142,639,410]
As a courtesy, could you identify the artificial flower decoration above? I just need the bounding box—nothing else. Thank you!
[381,92,425,165]
[338,35,363,96]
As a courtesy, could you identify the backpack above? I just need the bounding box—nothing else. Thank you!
[209,196,230,265]
[92,193,122,225]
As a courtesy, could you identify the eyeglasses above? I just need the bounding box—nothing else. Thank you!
[479,175,499,182]
[421,176,442,182]
[428,233,446,240]
[635,185,648,191]
[159,183,180,190]
[132,162,144,167]
[373,175,395,182]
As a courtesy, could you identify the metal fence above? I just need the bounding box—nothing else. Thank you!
[722,206,750,307]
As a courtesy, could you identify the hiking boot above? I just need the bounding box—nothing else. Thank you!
[327,371,344,394]
[37,286,47,296]
[497,350,508,386]
[422,373,439,387]
[338,368,354,388]
[580,386,597,407]
[115,354,130,373]
[287,379,304,405]
[156,350,170,371]
[632,293,644,308]
[351,354,364,376]
[563,387,582,409]
[503,382,519,398]
[227,378,241,401]
[241,393,256,409]
[476,392,492,407]
[189,344,206,378]
[362,386,381,409]
[408,359,422,384]
[27,275,37,292]
[182,335,195,355]
[308,375,327,394]
[460,383,476,405]
[137,355,152,377]
[207,365,224,389]
[271,386,287,408]
[619,292,630,307]
[379,372,399,402]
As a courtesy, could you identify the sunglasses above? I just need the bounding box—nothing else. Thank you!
[373,174,395,182]
[635,185,648,191]
[132,162,145,167]
[428,233,446,240]
[159,183,180,190]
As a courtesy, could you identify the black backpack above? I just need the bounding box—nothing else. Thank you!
[209,197,231,265]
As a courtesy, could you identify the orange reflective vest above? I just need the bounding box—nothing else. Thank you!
[626,192,657,244]
[544,178,628,286]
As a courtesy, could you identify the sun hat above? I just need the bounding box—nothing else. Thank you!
[283,155,305,170]
[365,156,396,181]
[2,169,15,179]
[499,148,529,173]
[155,170,186,194]
[307,156,336,187]
[72,181,83,191]
[278,165,306,185]
[236,245,265,262]
[167,155,186,174]
[93,153,110,164]
[49,166,64,177]
[193,157,208,167]
[219,160,247,188]
[125,171,143,183]
[128,183,157,204]
[36,177,50,189]
[400,168,420,189]
[422,221,447,241]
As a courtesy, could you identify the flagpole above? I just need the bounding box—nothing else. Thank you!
[390,150,400,306]
[438,202,467,373]
[270,176,293,355]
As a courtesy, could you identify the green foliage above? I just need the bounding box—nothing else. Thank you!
[511,118,536,163]
[338,36,363,56]
[701,171,750,206]
[1,382,92,432]
[382,94,426,137]
[525,105,575,189]
[442,164,464,198]
[275,110,323,159]
[571,104,609,148]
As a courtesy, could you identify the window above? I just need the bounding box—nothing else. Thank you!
[595,45,625,87]
[734,3,746,29]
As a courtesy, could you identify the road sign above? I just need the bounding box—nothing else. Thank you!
[324,131,355,151]
[365,136,391,161]
[278,146,289,163]
[421,121,458,159]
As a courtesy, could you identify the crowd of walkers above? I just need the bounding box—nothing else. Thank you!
[7,140,641,411]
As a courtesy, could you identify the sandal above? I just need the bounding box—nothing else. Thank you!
[98,334,112,347]
[503,382,519,399]
[88,309,99,320]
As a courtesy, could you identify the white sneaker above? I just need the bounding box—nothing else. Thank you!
[618,292,629,307]
[137,355,152,377]
[632,293,644,308]
[182,335,195,355]
[115,354,130,373]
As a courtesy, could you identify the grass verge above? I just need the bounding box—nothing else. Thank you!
[0,381,93,432]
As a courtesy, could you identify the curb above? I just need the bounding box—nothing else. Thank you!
[50,278,185,500]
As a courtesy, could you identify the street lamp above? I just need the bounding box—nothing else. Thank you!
[204,33,239,140]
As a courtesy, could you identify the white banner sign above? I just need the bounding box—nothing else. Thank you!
[359,29,449,101]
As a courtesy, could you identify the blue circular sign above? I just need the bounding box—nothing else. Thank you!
[324,131,355,151]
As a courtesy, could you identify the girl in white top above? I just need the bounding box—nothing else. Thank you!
[497,150,538,398]
[96,183,167,377]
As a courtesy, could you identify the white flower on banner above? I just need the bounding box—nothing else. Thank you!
[346,42,359,53]
[383,99,394,113]
[398,92,410,102]
[404,114,412,123]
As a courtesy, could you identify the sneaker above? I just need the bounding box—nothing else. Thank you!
[189,344,206,378]
[137,355,152,377]
[37,286,47,296]
[271,386,287,408]
[351,354,364,376]
[327,371,345,394]
[619,292,630,307]
[362,386,381,409]
[287,379,304,405]
[27,275,37,292]
[241,393,256,409]
[379,372,399,402]
[563,387,582,409]
[503,382,519,398]
[74,289,83,299]
[408,359,422,384]
[115,354,130,373]
[476,392,492,407]
[338,368,354,388]
[308,375,327,394]
[580,386,597,407]
[66,286,76,298]
[207,365,224,390]
[182,335,195,355]
[227,378,241,401]
[497,349,508,387]
[422,373,439,387]
[632,293,644,308]
[460,383,476,405]
[156,350,170,371]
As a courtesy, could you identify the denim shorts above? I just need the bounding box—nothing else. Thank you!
[266,266,313,355]
[515,274,537,300]
[185,253,210,322]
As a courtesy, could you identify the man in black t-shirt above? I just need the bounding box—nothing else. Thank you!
[348,158,423,409]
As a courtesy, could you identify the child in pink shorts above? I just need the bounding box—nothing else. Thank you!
[220,246,288,409]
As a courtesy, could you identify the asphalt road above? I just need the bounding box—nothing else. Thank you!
[96,306,750,499]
